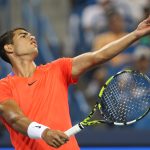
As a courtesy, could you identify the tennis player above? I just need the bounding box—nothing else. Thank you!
[0,16,150,150]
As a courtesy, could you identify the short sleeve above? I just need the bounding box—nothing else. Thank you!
[0,78,13,103]
[52,58,78,85]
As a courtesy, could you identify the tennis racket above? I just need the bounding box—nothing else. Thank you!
[65,70,150,137]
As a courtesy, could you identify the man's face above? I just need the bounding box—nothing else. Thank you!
[12,29,38,57]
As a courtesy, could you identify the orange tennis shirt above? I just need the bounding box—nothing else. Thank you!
[0,58,80,150]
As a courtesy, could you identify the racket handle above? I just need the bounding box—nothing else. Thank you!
[64,123,84,137]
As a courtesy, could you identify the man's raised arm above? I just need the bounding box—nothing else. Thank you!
[72,16,150,78]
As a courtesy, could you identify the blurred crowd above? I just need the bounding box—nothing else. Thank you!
[68,0,150,119]
[0,0,150,147]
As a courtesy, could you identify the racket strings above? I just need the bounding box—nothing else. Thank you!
[101,72,150,123]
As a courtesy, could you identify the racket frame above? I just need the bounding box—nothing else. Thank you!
[65,70,150,137]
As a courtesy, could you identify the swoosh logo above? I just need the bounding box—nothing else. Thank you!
[35,126,41,129]
[28,80,37,86]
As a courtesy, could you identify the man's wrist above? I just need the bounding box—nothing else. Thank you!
[41,128,50,140]
[130,31,141,40]
[27,122,49,139]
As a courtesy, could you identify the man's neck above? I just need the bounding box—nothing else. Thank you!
[12,61,37,77]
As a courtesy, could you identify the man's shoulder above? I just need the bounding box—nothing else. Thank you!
[0,72,17,86]
[0,75,10,81]
[0,76,10,87]
[38,58,72,69]
[36,59,59,72]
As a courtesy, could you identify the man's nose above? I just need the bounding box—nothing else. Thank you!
[30,35,36,40]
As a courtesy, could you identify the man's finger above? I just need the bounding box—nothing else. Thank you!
[56,136,66,145]
[57,131,69,140]
[52,139,61,147]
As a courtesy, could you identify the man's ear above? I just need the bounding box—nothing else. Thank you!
[4,44,14,53]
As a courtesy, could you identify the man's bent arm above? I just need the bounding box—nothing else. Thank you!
[72,16,150,78]
[0,100,31,135]
[0,100,68,148]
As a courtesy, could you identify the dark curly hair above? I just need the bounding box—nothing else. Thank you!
[0,28,27,65]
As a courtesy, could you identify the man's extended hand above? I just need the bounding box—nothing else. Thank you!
[135,15,150,38]
[42,128,69,148]
[72,15,150,80]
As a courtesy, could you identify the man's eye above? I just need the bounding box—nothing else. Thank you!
[21,34,27,38]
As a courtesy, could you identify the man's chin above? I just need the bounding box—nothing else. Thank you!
[30,49,38,58]
[32,47,38,53]
[34,50,38,57]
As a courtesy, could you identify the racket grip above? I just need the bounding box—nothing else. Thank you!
[64,123,84,137]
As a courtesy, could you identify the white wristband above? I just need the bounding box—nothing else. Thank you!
[27,122,49,139]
